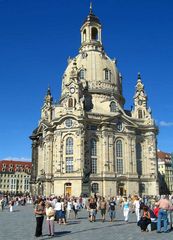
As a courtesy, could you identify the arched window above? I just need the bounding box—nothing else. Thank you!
[91,27,98,40]
[92,183,99,193]
[90,139,97,174]
[66,137,73,173]
[83,29,86,42]
[79,69,85,80]
[68,98,73,108]
[138,110,143,119]
[110,102,116,112]
[116,140,123,174]
[136,143,142,175]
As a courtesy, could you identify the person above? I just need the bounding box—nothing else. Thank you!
[133,196,140,222]
[0,198,4,211]
[34,198,45,238]
[9,199,14,212]
[156,196,172,233]
[108,197,116,222]
[88,197,97,222]
[45,202,55,237]
[66,199,73,220]
[60,199,66,224]
[122,197,130,222]
[137,206,151,232]
[54,198,62,224]
[100,197,107,222]
[153,204,159,218]
[73,199,80,219]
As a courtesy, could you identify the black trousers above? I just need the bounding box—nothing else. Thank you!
[35,216,44,237]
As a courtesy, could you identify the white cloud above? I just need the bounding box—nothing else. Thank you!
[159,121,173,127]
[2,157,31,162]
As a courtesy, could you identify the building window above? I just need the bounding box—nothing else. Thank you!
[68,98,73,108]
[65,118,73,128]
[79,69,85,80]
[66,157,73,173]
[66,137,73,155]
[136,143,142,175]
[92,183,99,193]
[83,29,86,42]
[116,140,123,174]
[68,98,76,108]
[104,69,111,81]
[91,139,97,174]
[91,158,97,174]
[138,110,143,119]
[91,27,98,40]
[65,137,74,173]
[110,102,116,112]
[24,178,30,192]
[10,178,16,191]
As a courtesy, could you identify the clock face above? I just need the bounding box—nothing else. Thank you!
[138,100,143,105]
[70,87,75,94]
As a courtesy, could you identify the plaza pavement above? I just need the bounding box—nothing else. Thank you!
[0,204,172,240]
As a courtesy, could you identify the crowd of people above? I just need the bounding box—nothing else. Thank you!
[33,194,173,237]
[1,193,173,237]
[0,195,32,212]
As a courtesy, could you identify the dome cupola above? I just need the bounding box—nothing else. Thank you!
[80,3,103,52]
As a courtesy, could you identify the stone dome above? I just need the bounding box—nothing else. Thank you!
[61,50,122,97]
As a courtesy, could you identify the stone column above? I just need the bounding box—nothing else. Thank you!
[30,139,38,194]
[101,129,109,173]
[108,135,114,172]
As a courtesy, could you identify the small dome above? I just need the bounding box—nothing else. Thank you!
[83,12,101,25]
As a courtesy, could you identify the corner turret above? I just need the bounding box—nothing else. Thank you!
[131,73,153,124]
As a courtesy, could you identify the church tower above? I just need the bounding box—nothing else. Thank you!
[30,4,158,197]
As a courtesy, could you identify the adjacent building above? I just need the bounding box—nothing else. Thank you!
[157,150,173,194]
[30,5,159,197]
[0,160,32,194]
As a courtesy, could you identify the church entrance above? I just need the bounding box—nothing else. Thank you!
[117,182,125,196]
[65,183,72,197]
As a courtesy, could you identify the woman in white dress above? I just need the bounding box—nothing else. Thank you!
[133,196,140,222]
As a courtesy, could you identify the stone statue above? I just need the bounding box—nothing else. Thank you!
[82,167,91,183]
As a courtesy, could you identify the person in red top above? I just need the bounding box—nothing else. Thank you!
[153,205,159,218]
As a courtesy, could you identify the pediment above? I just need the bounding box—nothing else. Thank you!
[107,114,138,129]
[37,120,52,133]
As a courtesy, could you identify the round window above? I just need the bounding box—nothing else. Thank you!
[65,118,73,128]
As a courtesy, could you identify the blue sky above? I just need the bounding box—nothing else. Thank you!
[0,0,173,161]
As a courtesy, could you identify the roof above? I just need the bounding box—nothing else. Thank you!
[157,151,171,160]
[83,12,101,25]
[0,160,32,173]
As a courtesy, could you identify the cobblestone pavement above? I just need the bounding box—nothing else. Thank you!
[0,204,172,240]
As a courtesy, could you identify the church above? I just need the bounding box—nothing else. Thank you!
[30,5,159,197]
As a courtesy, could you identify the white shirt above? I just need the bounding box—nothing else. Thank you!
[54,202,62,211]
[133,200,140,209]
